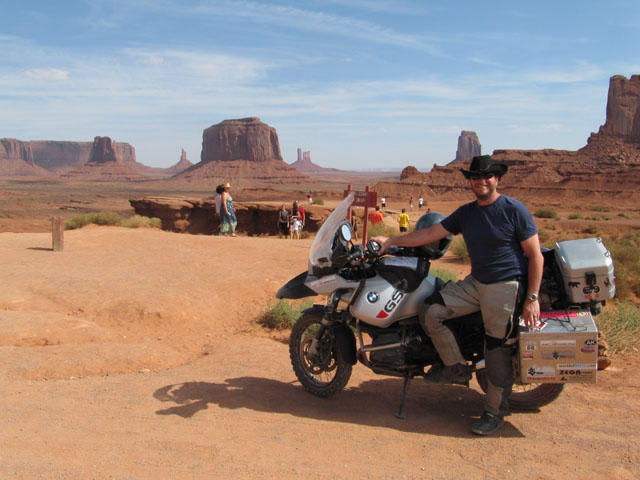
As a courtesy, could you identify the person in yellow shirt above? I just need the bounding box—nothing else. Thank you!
[397,208,410,232]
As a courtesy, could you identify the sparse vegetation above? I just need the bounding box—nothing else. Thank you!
[449,236,469,262]
[367,222,399,239]
[430,268,458,283]
[590,205,611,212]
[534,207,559,219]
[258,299,313,330]
[568,213,582,220]
[618,212,632,219]
[65,212,161,230]
[606,230,640,300]
[583,224,601,236]
[312,199,324,205]
[597,301,640,354]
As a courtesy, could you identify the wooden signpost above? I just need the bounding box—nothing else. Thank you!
[52,216,64,251]
[344,185,377,245]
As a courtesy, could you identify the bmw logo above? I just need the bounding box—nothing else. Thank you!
[366,292,379,303]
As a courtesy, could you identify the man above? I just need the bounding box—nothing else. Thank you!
[373,155,543,436]
[369,205,384,226]
[397,208,410,232]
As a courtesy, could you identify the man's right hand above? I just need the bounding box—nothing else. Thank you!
[371,236,393,255]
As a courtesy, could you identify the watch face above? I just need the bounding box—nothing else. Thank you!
[528,293,538,301]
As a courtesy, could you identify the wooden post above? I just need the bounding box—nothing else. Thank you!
[52,216,64,251]
[362,186,370,246]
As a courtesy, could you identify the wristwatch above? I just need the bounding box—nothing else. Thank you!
[527,293,539,302]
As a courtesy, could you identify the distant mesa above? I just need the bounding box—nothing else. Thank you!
[379,74,640,203]
[162,149,194,176]
[453,131,482,164]
[172,117,309,185]
[62,136,149,180]
[0,138,49,176]
[290,148,340,174]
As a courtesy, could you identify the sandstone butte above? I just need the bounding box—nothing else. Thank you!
[383,74,640,205]
[171,117,309,187]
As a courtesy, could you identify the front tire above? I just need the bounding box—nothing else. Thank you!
[475,368,564,411]
[289,312,352,397]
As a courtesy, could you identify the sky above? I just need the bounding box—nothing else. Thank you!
[1,1,639,170]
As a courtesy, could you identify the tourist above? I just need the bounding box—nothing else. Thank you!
[298,203,305,231]
[369,205,383,226]
[350,209,358,241]
[214,184,224,234]
[289,201,300,239]
[372,155,543,436]
[397,208,410,232]
[419,196,424,210]
[409,196,414,211]
[307,192,313,205]
[277,204,289,239]
[381,197,386,210]
[219,183,237,237]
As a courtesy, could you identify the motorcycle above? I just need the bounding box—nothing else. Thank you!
[277,193,608,418]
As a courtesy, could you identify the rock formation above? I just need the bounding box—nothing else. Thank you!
[454,131,481,163]
[0,138,49,176]
[379,75,640,204]
[163,149,194,176]
[172,117,309,186]
[62,136,149,180]
[598,74,640,140]
[290,149,339,174]
[29,140,137,173]
[130,196,330,235]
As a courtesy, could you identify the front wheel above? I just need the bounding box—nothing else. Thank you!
[475,368,564,411]
[289,312,352,397]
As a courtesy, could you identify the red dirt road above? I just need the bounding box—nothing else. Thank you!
[0,227,639,479]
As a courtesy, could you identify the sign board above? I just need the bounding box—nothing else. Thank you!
[344,190,377,208]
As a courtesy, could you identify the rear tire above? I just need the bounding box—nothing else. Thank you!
[475,368,564,411]
[289,312,352,397]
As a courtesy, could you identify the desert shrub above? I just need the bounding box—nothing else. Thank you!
[568,213,582,220]
[597,301,640,354]
[534,207,558,219]
[590,214,602,221]
[366,222,396,239]
[606,232,640,300]
[312,199,324,205]
[583,224,601,236]
[449,236,469,262]
[430,268,458,283]
[590,205,610,212]
[258,299,313,330]
[65,212,161,230]
[618,212,631,219]
[120,215,162,228]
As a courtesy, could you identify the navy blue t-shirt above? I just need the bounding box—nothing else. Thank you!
[440,195,538,283]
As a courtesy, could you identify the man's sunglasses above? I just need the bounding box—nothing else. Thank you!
[469,173,494,180]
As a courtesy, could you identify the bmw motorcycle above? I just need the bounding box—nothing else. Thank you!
[277,193,602,418]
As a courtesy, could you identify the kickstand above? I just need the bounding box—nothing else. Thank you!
[395,375,411,419]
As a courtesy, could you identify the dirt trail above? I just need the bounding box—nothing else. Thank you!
[0,227,639,479]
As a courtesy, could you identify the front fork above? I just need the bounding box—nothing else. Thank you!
[307,291,342,358]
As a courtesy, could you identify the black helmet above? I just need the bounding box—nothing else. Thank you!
[414,212,453,259]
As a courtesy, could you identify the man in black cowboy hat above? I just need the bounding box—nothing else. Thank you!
[373,154,543,436]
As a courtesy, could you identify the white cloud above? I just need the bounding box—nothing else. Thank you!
[23,68,69,81]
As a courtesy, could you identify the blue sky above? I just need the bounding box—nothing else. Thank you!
[1,1,639,170]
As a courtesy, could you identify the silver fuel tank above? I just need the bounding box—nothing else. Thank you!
[349,273,438,328]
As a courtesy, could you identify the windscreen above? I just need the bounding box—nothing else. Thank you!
[309,193,354,269]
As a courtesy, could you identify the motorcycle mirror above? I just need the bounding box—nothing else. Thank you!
[339,223,352,242]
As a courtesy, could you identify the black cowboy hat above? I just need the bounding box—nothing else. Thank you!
[460,155,508,179]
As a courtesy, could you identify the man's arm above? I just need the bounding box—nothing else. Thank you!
[521,234,544,327]
[372,222,451,255]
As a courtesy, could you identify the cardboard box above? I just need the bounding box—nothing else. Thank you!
[518,310,598,384]
[555,237,615,304]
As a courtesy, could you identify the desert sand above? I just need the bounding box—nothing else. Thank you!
[1,213,640,479]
